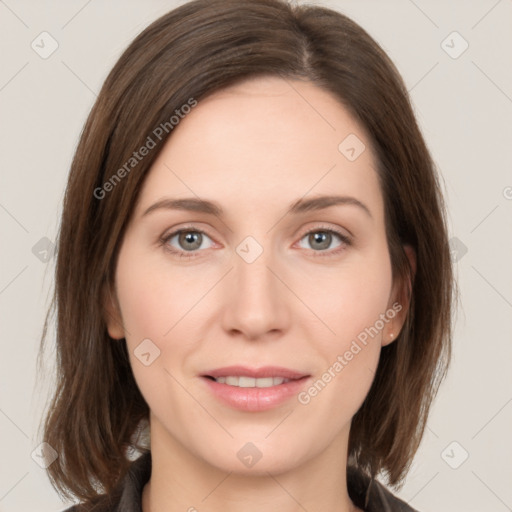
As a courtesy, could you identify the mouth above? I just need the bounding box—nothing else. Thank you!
[201,365,309,386]
[200,366,311,411]
[203,375,300,387]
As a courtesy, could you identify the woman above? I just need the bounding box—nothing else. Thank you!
[38,1,453,511]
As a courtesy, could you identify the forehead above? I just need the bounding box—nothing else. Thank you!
[134,76,383,222]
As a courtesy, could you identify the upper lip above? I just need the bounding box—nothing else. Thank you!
[202,366,309,380]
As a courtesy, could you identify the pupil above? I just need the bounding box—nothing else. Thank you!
[310,232,330,250]
[181,232,201,250]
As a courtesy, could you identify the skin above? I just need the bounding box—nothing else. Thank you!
[105,76,414,512]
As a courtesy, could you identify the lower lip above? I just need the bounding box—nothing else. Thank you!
[201,376,310,412]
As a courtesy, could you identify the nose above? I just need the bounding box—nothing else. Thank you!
[220,243,291,341]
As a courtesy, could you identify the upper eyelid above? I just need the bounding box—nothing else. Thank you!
[162,226,215,243]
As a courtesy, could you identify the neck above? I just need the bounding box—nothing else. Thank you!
[142,418,360,512]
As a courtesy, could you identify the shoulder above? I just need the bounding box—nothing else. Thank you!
[367,479,420,512]
[347,466,420,512]
[59,451,151,512]
[59,495,120,512]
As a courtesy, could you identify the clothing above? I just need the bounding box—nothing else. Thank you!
[62,451,418,512]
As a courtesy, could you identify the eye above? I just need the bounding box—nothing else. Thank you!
[161,228,215,258]
[160,225,352,260]
[296,227,351,256]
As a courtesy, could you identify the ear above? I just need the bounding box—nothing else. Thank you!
[382,244,416,347]
[102,283,125,340]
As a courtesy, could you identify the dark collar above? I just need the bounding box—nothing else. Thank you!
[68,451,418,512]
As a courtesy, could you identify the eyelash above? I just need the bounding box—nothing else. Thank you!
[159,224,352,260]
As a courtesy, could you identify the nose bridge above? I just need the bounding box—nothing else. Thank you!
[222,234,288,338]
[234,236,279,304]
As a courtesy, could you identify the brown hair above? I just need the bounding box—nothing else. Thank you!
[37,0,453,504]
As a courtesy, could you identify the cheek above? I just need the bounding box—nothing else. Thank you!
[295,274,391,438]
[297,246,392,395]
[300,249,393,345]
[114,245,211,385]
[114,242,192,340]
[116,271,168,340]
[114,252,191,413]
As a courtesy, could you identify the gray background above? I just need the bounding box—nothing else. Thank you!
[1,1,511,511]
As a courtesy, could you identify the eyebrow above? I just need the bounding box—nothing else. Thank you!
[142,194,372,219]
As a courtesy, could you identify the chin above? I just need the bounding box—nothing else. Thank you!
[195,437,311,477]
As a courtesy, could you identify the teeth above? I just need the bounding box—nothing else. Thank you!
[213,376,291,387]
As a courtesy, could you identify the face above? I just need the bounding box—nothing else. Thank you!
[106,76,410,475]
